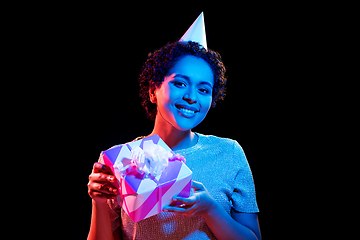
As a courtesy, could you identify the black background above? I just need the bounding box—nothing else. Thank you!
[21,3,329,239]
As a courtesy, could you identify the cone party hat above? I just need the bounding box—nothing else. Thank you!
[179,12,207,49]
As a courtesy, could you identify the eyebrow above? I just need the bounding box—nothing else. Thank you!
[174,74,213,88]
[174,74,190,81]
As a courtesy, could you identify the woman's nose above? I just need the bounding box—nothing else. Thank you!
[183,93,197,104]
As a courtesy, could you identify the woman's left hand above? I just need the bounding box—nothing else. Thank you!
[163,180,216,217]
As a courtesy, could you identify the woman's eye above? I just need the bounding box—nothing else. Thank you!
[199,88,210,94]
[174,81,186,88]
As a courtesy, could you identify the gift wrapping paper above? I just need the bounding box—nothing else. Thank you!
[101,135,192,222]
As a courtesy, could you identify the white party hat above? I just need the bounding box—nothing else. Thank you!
[179,12,207,49]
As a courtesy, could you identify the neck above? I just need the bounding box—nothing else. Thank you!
[149,114,196,151]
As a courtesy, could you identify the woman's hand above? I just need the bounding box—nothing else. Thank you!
[87,162,118,203]
[163,180,216,217]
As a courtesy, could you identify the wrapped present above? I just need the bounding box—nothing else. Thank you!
[101,134,192,222]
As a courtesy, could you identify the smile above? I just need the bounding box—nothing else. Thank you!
[175,104,199,118]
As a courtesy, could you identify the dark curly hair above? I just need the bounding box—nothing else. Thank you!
[138,41,227,120]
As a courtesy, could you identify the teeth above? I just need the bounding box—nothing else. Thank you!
[179,108,195,114]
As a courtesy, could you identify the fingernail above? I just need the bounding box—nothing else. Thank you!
[107,176,114,182]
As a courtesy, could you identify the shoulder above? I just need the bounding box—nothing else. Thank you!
[197,133,248,165]
[197,133,244,152]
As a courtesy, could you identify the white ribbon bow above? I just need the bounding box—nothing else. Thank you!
[114,140,173,178]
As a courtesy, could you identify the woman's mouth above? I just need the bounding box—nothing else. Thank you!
[175,104,199,118]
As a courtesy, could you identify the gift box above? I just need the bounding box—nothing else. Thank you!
[101,134,192,222]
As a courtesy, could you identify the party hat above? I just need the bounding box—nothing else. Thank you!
[179,12,207,49]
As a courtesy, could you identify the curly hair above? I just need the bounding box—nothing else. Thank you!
[138,41,227,120]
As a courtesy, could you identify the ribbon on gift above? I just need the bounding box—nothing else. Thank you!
[114,140,188,216]
[169,153,186,163]
[101,135,192,222]
[120,158,190,221]
[113,140,186,179]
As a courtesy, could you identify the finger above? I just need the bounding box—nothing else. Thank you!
[163,205,187,213]
[163,202,197,214]
[191,180,205,191]
[90,190,118,200]
[172,196,197,205]
[89,172,116,183]
[88,182,118,195]
[93,162,113,174]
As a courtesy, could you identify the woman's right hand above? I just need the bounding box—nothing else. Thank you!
[88,162,118,203]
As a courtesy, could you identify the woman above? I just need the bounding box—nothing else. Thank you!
[87,41,261,240]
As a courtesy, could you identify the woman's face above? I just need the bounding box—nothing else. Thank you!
[153,55,214,131]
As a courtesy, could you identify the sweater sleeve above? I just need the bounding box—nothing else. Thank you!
[230,141,259,213]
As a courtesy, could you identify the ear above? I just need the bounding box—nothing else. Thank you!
[149,87,157,103]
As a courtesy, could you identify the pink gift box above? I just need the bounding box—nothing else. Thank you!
[101,135,192,222]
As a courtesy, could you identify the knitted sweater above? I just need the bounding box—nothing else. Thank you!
[102,133,259,239]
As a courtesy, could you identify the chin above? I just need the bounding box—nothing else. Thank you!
[173,114,206,131]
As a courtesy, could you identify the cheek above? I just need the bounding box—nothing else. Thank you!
[156,84,171,104]
[158,86,183,106]
[156,84,178,114]
[201,97,212,113]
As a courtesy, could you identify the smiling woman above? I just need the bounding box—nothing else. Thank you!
[139,41,227,121]
[150,55,214,132]
[87,13,261,240]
